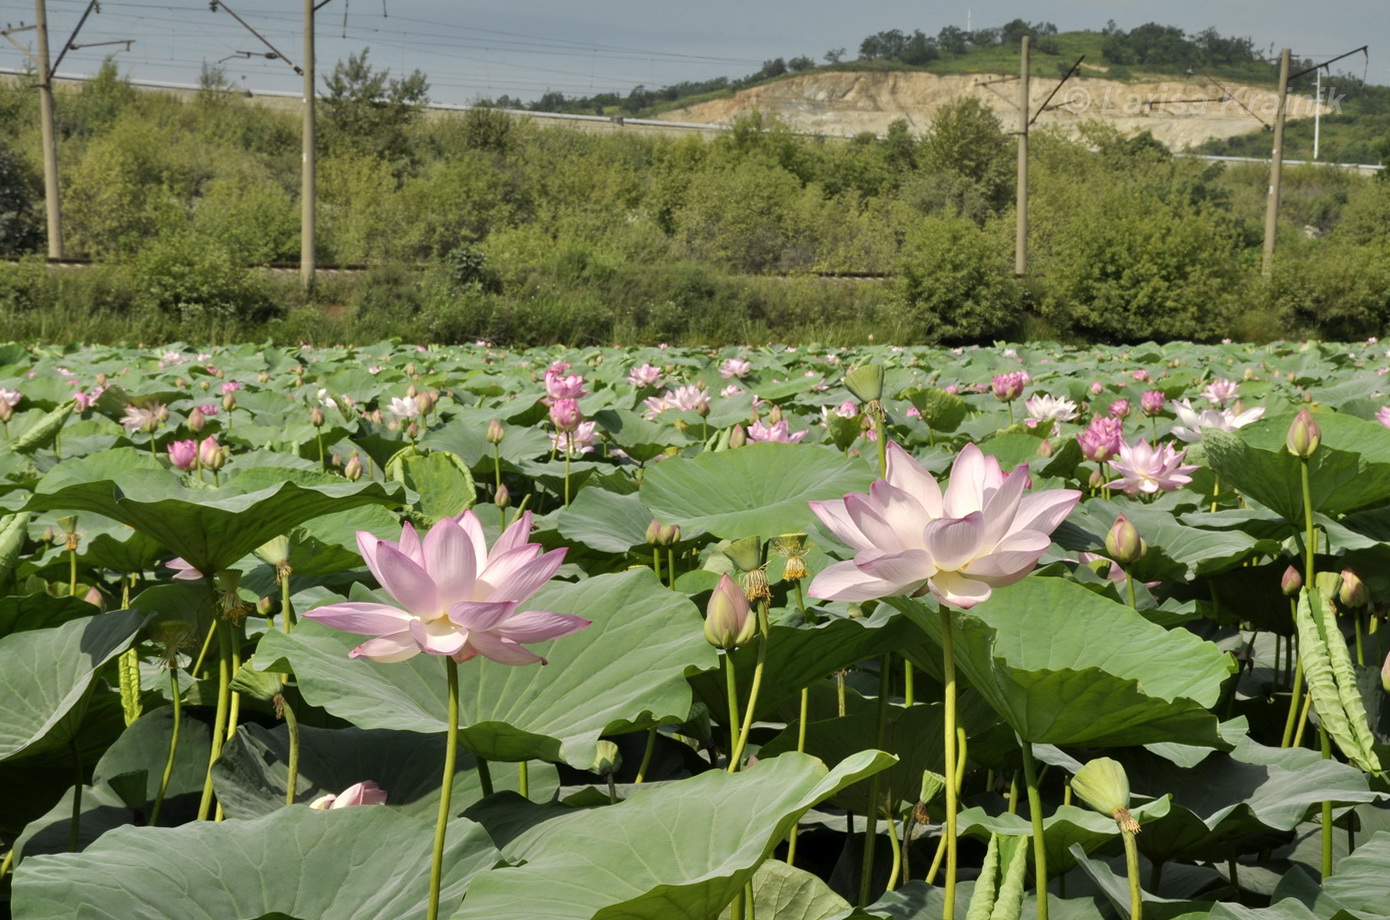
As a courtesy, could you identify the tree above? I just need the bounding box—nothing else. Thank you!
[788,55,816,72]
[321,49,430,164]
[824,48,846,65]
[919,98,1014,212]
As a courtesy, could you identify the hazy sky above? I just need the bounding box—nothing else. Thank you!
[8,1,1385,102]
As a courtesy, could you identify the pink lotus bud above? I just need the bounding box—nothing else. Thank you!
[156,404,170,423]
[729,423,748,448]
[167,439,198,471]
[414,391,433,416]
[1339,569,1368,609]
[83,585,106,611]
[309,780,388,810]
[1140,391,1166,417]
[991,372,1026,402]
[405,422,420,440]
[309,406,325,428]
[549,398,582,433]
[767,405,784,425]
[187,407,207,433]
[256,596,276,618]
[1090,381,1105,396]
[1036,438,1054,458]
[198,436,224,471]
[406,384,418,399]
[1105,515,1145,565]
[704,574,756,650]
[0,401,12,424]
[495,483,511,508]
[222,393,236,412]
[486,419,505,444]
[1132,369,1150,382]
[343,454,363,482]
[1281,565,1303,597]
[1109,399,1130,420]
[1285,408,1321,459]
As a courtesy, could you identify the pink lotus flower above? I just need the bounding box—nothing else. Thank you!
[1024,394,1078,429]
[1377,406,1390,429]
[1105,439,1199,496]
[551,420,598,454]
[544,368,587,402]
[627,363,663,388]
[305,510,589,663]
[720,357,752,379]
[1140,391,1166,417]
[1077,416,1124,462]
[1108,399,1130,420]
[670,385,709,415]
[808,443,1080,609]
[388,396,420,421]
[549,397,583,433]
[747,419,808,443]
[1132,370,1150,382]
[309,780,388,810]
[991,372,1027,402]
[167,439,197,471]
[1201,378,1239,407]
[166,557,204,582]
[120,404,162,433]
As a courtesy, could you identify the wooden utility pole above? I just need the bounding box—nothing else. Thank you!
[1262,48,1291,277]
[34,0,63,259]
[1014,36,1030,277]
[301,0,316,289]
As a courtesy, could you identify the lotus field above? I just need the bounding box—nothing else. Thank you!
[5,337,1390,920]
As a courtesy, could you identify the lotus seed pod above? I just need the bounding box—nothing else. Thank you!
[723,535,762,574]
[1285,408,1321,459]
[1071,757,1139,832]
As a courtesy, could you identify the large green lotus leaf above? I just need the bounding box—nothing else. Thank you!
[889,578,1235,747]
[27,448,402,575]
[0,609,147,762]
[594,409,692,463]
[213,723,559,820]
[255,569,717,768]
[0,594,97,638]
[715,860,859,920]
[11,808,499,920]
[689,607,925,722]
[386,447,476,525]
[1318,831,1390,919]
[555,486,655,553]
[640,442,876,539]
[1203,412,1390,523]
[452,750,893,920]
[958,798,1170,875]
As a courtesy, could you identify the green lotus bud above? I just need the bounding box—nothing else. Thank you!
[728,423,747,448]
[187,406,207,433]
[1281,565,1302,597]
[344,453,363,482]
[1286,408,1321,459]
[495,483,511,508]
[1382,650,1390,694]
[1105,515,1145,566]
[486,419,505,444]
[1339,568,1368,609]
[704,574,756,650]
[591,739,622,778]
[1071,757,1139,834]
[309,405,325,428]
[222,393,236,412]
[723,535,762,574]
[844,364,885,404]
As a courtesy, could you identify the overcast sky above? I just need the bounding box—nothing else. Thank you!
[8,1,1385,103]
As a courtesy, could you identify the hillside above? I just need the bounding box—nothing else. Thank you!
[653,70,1324,150]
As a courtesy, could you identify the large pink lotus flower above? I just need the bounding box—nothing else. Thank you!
[1077,415,1124,462]
[305,510,589,664]
[544,367,587,402]
[309,780,388,810]
[627,363,663,388]
[747,418,808,443]
[808,443,1081,610]
[1201,378,1239,407]
[167,439,197,471]
[1105,438,1198,496]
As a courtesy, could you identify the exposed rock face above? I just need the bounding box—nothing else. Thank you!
[654,71,1326,149]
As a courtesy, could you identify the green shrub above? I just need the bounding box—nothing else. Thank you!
[890,213,1020,342]
[129,232,278,327]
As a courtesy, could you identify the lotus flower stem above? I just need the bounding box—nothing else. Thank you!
[150,666,183,826]
[0,848,12,879]
[652,548,661,583]
[1320,727,1334,878]
[68,548,78,598]
[859,656,892,906]
[477,757,494,797]
[1008,772,1021,814]
[728,600,771,772]
[190,619,216,678]
[904,660,915,707]
[786,687,810,865]
[518,762,529,798]
[563,445,572,506]
[196,619,234,822]
[1019,738,1049,920]
[316,428,325,470]
[1122,827,1143,920]
[723,654,741,772]
[67,738,83,851]
[667,548,676,589]
[279,568,296,633]
[427,657,461,920]
[282,697,300,806]
[1281,601,1304,747]
[1300,459,1316,593]
[940,609,959,920]
[634,728,657,784]
[1353,611,1364,666]
[1292,693,1313,748]
[885,810,904,890]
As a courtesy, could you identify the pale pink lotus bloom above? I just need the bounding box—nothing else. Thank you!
[1109,399,1131,420]
[0,388,20,408]
[167,439,197,471]
[1024,394,1079,429]
[388,396,420,421]
[642,394,673,420]
[1077,416,1124,462]
[627,363,663,388]
[670,385,710,414]
[720,385,746,398]
[550,420,598,454]
[305,510,589,664]
[1106,439,1199,496]
[549,397,582,433]
[544,368,587,402]
[720,357,752,379]
[1377,407,1390,429]
[120,404,161,432]
[747,419,808,443]
[1140,391,1166,416]
[1201,379,1240,407]
[808,442,1080,610]
[166,557,204,582]
[1170,399,1265,442]
[309,780,388,810]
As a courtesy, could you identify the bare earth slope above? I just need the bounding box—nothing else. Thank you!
[654,71,1326,149]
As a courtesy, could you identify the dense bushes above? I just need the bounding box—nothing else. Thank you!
[3,66,1390,346]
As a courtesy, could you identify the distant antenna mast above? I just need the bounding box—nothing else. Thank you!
[967,8,972,33]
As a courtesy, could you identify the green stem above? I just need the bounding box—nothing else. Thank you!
[886,810,903,891]
[1019,738,1049,920]
[667,548,676,590]
[652,547,661,584]
[723,653,743,771]
[150,667,183,826]
[1008,772,1020,814]
[316,428,325,470]
[1301,457,1316,595]
[196,619,233,821]
[1126,573,1137,610]
[518,761,529,799]
[0,847,13,879]
[477,757,494,797]
[904,658,915,707]
[427,658,461,920]
[68,738,83,852]
[940,609,959,920]
[1123,830,1143,920]
[787,687,810,867]
[563,445,572,506]
[859,656,891,907]
[874,410,887,479]
[280,568,296,632]
[68,548,78,598]
[728,602,770,772]
[283,697,300,806]
[1353,609,1364,666]
[635,727,657,784]
[1281,600,1304,748]
[1321,726,1334,878]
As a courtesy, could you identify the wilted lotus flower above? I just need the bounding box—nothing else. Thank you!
[305,510,589,663]
[808,442,1080,609]
[1071,757,1139,833]
[309,780,388,810]
[167,439,198,471]
[1105,439,1198,496]
[1077,416,1124,462]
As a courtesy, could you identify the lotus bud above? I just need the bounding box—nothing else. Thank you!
[405,363,416,377]
[1140,391,1166,417]
[258,372,270,383]
[42,525,55,544]
[309,406,325,428]
[1105,515,1146,565]
[1088,468,1107,490]
[0,401,10,424]
[844,364,885,404]
[405,422,420,440]
[1090,380,1105,396]
[1036,438,1054,458]
[188,406,207,433]
[95,372,108,386]
[256,596,277,618]
[1382,650,1390,693]
[1281,565,1303,597]
[406,384,418,399]
[767,404,783,425]
[486,419,505,444]
[193,378,203,390]
[415,391,432,416]
[1070,757,1139,834]
[1339,568,1368,609]
[1285,408,1321,459]
[704,574,756,650]
[330,453,344,468]
[222,393,236,412]
[198,436,225,471]
[157,404,170,423]
[495,483,511,508]
[1109,399,1130,420]
[83,585,106,611]
[344,453,363,482]
[728,423,748,448]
